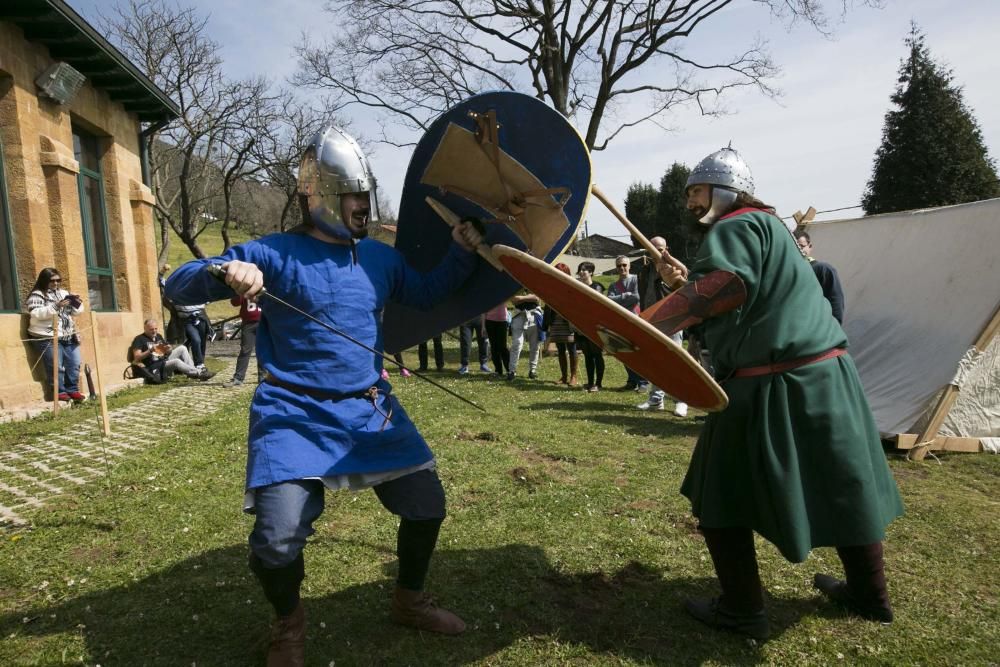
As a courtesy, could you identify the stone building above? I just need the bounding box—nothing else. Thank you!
[0,0,178,409]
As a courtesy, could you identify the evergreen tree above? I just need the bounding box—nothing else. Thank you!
[624,183,659,248]
[656,163,697,264]
[863,25,999,215]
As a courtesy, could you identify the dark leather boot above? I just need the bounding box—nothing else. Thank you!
[266,601,305,666]
[814,573,893,623]
[684,596,770,641]
[391,587,466,635]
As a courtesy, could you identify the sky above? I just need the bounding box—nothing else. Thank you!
[68,0,1000,239]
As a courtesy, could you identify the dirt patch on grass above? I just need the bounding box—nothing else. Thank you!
[456,429,499,442]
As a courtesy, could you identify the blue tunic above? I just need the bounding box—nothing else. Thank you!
[164,232,476,489]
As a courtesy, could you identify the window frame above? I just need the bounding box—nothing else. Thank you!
[0,131,19,312]
[73,126,116,311]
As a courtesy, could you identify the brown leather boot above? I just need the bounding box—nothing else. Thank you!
[267,602,306,667]
[391,586,466,635]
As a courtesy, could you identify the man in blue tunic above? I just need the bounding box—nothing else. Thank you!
[166,127,483,665]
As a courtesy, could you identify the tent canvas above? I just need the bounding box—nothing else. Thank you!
[806,197,1000,454]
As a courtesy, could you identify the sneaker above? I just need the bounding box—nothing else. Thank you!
[57,392,71,402]
[684,596,770,641]
[401,368,412,378]
[621,383,638,391]
[673,402,689,417]
[588,385,600,393]
[528,371,537,379]
[637,400,664,411]
[636,382,649,392]
[197,369,216,381]
[224,378,244,388]
[479,363,492,373]
[458,366,469,375]
[381,368,390,380]
[506,372,515,381]
[68,391,86,402]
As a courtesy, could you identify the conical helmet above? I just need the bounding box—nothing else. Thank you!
[686,145,754,196]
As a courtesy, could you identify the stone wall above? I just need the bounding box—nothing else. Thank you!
[0,21,160,409]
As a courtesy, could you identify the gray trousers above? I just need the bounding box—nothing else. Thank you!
[233,321,259,382]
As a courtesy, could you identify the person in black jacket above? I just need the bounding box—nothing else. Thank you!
[795,231,845,324]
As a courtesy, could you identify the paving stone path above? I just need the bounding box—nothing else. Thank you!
[0,357,254,527]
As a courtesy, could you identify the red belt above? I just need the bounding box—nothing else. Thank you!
[731,348,846,379]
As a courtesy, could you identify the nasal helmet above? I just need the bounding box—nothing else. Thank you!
[297,126,379,240]
[686,145,754,225]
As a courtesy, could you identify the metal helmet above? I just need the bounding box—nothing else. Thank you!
[297,126,379,240]
[686,145,754,225]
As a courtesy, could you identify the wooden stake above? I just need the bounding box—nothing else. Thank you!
[910,302,1000,460]
[51,329,60,415]
[89,311,111,437]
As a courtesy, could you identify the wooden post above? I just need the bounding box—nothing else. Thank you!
[911,303,1000,460]
[51,329,60,415]
[88,311,111,437]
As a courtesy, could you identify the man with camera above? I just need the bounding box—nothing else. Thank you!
[130,319,215,381]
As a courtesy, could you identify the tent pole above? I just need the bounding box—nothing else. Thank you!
[911,302,1000,461]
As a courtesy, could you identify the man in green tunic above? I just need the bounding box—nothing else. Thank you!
[648,146,904,640]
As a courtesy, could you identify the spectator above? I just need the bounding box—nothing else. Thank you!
[508,291,543,380]
[417,336,445,372]
[24,267,85,402]
[175,302,210,368]
[575,261,606,392]
[794,230,845,324]
[544,263,578,385]
[484,301,510,376]
[635,236,689,417]
[225,295,263,387]
[606,255,643,390]
[131,319,214,381]
[458,315,490,374]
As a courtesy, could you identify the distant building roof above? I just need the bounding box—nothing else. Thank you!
[571,233,636,258]
[1,0,179,123]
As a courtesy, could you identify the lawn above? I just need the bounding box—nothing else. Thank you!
[160,225,252,322]
[0,340,997,666]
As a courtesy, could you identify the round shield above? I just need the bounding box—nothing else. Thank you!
[492,245,728,411]
[384,91,591,353]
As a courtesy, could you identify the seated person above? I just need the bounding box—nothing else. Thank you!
[131,318,215,381]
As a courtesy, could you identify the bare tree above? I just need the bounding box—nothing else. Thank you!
[102,0,272,259]
[296,0,880,150]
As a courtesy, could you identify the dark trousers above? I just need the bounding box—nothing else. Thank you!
[249,470,447,616]
[578,337,604,388]
[459,319,489,366]
[183,316,210,366]
[484,320,509,374]
[418,336,444,370]
[233,321,259,382]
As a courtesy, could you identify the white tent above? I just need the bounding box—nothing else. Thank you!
[807,198,1000,457]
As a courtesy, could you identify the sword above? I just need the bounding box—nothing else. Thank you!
[205,264,485,412]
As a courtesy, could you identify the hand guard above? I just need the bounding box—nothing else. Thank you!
[640,270,747,336]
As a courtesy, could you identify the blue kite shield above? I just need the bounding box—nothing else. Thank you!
[383,91,591,353]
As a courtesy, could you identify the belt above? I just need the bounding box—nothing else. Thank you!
[264,374,393,430]
[730,347,846,379]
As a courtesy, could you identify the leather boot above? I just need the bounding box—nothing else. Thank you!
[684,596,770,641]
[391,586,466,635]
[266,601,306,667]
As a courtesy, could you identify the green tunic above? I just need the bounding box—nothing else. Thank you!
[680,208,903,563]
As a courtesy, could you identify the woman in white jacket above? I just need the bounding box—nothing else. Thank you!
[24,267,85,402]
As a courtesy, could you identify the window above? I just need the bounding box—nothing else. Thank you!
[73,126,115,310]
[0,132,17,311]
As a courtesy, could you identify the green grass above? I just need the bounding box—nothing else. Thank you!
[0,340,997,665]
